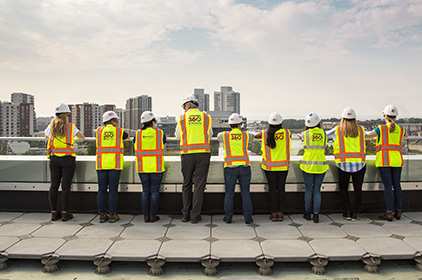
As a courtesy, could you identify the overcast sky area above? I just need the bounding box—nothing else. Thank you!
[0,0,421,120]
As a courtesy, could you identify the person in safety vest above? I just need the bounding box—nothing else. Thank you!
[175,96,212,224]
[326,107,366,221]
[367,105,406,222]
[45,103,85,222]
[133,111,166,223]
[217,113,255,224]
[299,112,328,223]
[255,112,291,222]
[95,111,129,223]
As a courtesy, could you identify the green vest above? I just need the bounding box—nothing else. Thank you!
[299,127,328,174]
[261,128,290,171]
[375,124,404,167]
[333,126,366,164]
[222,128,250,168]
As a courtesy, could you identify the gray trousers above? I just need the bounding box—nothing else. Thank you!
[181,153,211,219]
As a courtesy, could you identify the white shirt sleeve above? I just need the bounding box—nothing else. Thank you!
[217,132,224,142]
[44,124,79,137]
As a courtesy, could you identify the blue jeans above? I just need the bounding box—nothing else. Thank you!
[224,166,253,223]
[302,171,326,214]
[378,167,402,211]
[97,169,121,215]
[139,172,163,217]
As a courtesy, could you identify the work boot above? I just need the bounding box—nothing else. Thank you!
[379,211,393,222]
[99,213,109,223]
[393,210,402,220]
[303,212,311,221]
[269,212,278,222]
[51,211,62,221]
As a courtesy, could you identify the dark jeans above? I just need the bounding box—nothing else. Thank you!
[378,167,403,211]
[224,166,253,223]
[302,171,326,214]
[338,166,366,213]
[49,155,76,212]
[265,170,288,213]
[139,172,163,217]
[181,153,211,220]
[97,169,121,215]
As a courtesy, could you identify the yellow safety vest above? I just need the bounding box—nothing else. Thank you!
[333,126,366,164]
[299,127,328,174]
[134,127,165,173]
[178,109,211,154]
[261,128,291,171]
[47,123,76,158]
[96,124,124,170]
[222,128,250,168]
[376,124,404,167]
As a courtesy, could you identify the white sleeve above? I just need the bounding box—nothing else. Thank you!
[73,126,80,137]
[44,126,51,137]
[217,132,224,142]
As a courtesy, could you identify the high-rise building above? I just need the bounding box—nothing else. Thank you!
[0,92,36,137]
[213,86,240,114]
[69,103,117,137]
[124,95,152,135]
[194,88,210,112]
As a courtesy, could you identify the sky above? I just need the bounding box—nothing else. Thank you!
[0,0,421,120]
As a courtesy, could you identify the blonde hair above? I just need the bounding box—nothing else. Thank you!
[340,118,359,138]
[386,115,396,133]
[50,114,68,138]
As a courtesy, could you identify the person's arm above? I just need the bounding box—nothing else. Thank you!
[122,131,129,140]
[254,131,263,139]
[163,133,167,144]
[248,132,255,143]
[366,128,378,139]
[217,132,224,143]
[326,128,336,142]
[75,131,85,139]
[175,121,181,140]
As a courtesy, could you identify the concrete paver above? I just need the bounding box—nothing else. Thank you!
[357,237,418,259]
[120,225,168,239]
[298,224,348,239]
[255,225,302,240]
[6,238,66,258]
[12,213,51,224]
[166,224,211,240]
[260,240,314,261]
[308,239,366,260]
[56,239,114,259]
[211,240,262,261]
[212,224,257,239]
[75,224,125,239]
[327,213,372,224]
[0,223,41,237]
[159,240,210,261]
[341,224,392,238]
[0,236,20,251]
[382,223,422,237]
[0,212,23,222]
[32,224,83,238]
[107,239,161,261]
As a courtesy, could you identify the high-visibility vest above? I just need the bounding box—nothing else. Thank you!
[333,125,366,164]
[96,124,124,170]
[47,123,76,158]
[222,128,250,168]
[134,127,165,173]
[376,124,404,167]
[178,109,211,154]
[299,127,328,174]
[261,128,291,171]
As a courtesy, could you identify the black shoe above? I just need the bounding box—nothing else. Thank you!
[181,214,190,222]
[313,213,319,223]
[303,212,311,221]
[245,219,253,224]
[191,216,202,224]
[149,216,160,223]
[351,212,357,221]
[62,212,73,222]
[223,218,231,224]
[343,210,352,220]
[51,211,62,221]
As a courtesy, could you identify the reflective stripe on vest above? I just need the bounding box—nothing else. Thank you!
[96,125,124,170]
[300,128,328,174]
[333,126,366,162]
[261,129,290,171]
[47,123,75,158]
[375,124,404,167]
[178,110,211,154]
[134,128,165,173]
[223,129,250,167]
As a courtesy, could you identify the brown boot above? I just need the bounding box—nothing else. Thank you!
[393,210,402,220]
[379,211,393,222]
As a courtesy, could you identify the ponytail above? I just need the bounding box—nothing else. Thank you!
[266,124,282,149]
[50,114,67,138]
[386,115,396,133]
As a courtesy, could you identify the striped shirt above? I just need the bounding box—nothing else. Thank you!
[326,128,366,173]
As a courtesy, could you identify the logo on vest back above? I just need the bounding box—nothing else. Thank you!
[231,134,242,140]
[188,115,202,124]
[103,131,115,139]
[312,134,323,141]
[274,132,284,140]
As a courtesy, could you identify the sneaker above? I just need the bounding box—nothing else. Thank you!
[149,216,160,223]
[277,212,284,222]
[313,213,319,223]
[245,220,253,224]
[62,212,74,222]
[99,213,109,223]
[109,214,120,223]
[379,211,393,222]
[223,217,232,224]
[343,210,352,220]
[303,212,311,221]
[269,212,278,222]
[351,212,357,221]
[51,211,62,221]
[393,210,402,220]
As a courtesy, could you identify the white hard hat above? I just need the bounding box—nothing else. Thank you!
[102,111,119,123]
[341,107,356,119]
[228,113,243,125]
[383,104,398,117]
[305,112,321,127]
[55,103,70,114]
[140,111,156,123]
[181,96,199,108]
[268,112,283,125]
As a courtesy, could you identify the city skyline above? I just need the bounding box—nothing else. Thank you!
[0,1,421,119]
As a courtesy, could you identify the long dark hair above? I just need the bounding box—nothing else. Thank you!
[266,124,282,149]
[141,119,155,130]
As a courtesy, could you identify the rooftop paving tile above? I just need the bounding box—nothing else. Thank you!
[170,215,211,226]
[403,236,422,251]
[327,213,372,224]
[131,214,172,225]
[0,236,20,251]
[212,224,257,240]
[56,239,114,260]
[357,238,417,259]
[260,240,314,261]
[340,224,392,238]
[0,223,41,237]
[107,239,161,261]
[31,224,83,238]
[211,240,262,261]
[382,223,422,237]
[159,240,210,261]
[12,213,51,224]
[61,213,97,224]
[211,215,252,226]
[76,224,125,239]
[120,225,168,240]
[166,224,211,240]
[298,224,348,239]
[289,214,332,224]
[402,212,422,222]
[255,225,302,240]
[309,239,366,261]
[6,238,66,258]
[0,212,23,222]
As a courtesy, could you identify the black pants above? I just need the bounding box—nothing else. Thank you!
[49,156,76,211]
[265,170,288,213]
[181,153,211,219]
[338,165,366,213]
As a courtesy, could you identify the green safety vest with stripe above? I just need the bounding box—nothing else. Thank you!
[177,109,211,154]
[222,128,250,168]
[47,123,76,158]
[299,127,328,174]
[261,128,291,171]
[375,124,404,167]
[134,127,165,173]
[96,124,125,170]
[333,125,366,164]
